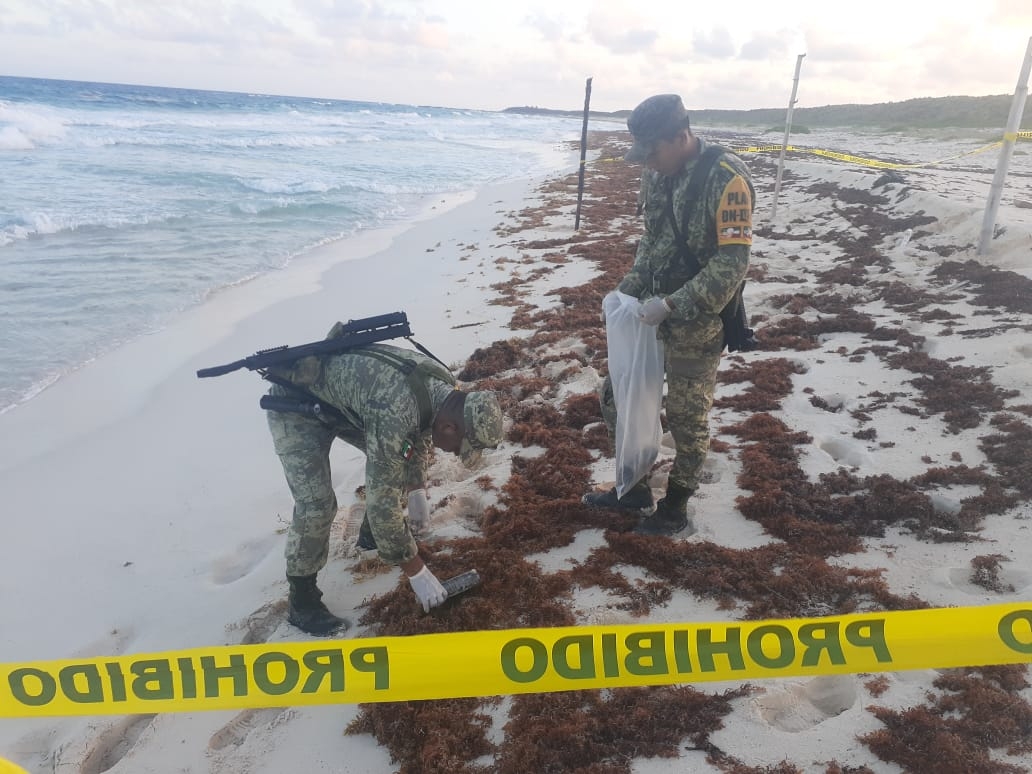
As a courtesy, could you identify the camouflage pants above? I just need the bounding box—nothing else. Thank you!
[267,405,343,577]
[601,340,721,492]
[266,378,374,577]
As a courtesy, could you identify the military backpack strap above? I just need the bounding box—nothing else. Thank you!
[347,346,455,432]
[677,145,727,244]
[657,144,727,284]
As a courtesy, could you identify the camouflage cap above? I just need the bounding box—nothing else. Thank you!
[624,94,690,163]
[459,390,503,465]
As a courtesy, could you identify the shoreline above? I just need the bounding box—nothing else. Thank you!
[0,160,579,661]
[0,187,487,420]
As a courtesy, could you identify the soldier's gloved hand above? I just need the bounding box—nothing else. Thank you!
[639,296,672,326]
[407,489,431,534]
[407,566,448,612]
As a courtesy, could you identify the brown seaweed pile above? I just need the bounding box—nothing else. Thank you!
[344,130,1032,772]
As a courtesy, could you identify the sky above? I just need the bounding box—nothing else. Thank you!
[1,0,1031,112]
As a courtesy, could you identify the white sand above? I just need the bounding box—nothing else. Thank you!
[2,130,1031,773]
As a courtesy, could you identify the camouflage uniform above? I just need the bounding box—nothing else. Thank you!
[603,138,753,491]
[266,340,457,574]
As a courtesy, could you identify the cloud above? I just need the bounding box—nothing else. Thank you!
[522,10,568,43]
[801,24,877,63]
[993,0,1032,25]
[692,27,735,59]
[1,0,1029,112]
[739,30,791,61]
[584,3,658,55]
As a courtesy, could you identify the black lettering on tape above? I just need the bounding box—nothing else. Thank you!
[999,610,1032,654]
[8,668,56,707]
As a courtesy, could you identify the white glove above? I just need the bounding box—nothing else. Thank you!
[407,489,431,534]
[639,296,672,326]
[407,566,448,613]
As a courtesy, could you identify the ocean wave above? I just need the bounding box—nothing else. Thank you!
[0,77,579,412]
[0,210,183,244]
[234,177,335,195]
[0,125,33,150]
[0,101,69,147]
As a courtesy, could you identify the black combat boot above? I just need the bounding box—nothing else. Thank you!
[582,478,654,514]
[633,482,694,536]
[287,575,350,636]
[356,516,378,551]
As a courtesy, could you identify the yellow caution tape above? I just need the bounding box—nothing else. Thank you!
[1,603,1030,717]
[734,140,1007,170]
[0,759,28,774]
[600,131,1030,171]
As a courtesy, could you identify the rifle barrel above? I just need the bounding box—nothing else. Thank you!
[196,360,247,378]
[195,312,412,379]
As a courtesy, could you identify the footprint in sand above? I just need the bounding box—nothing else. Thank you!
[208,598,296,752]
[436,493,489,524]
[946,564,1030,595]
[333,503,366,559]
[753,675,858,733]
[813,436,871,470]
[237,599,288,645]
[210,534,280,585]
[697,455,728,485]
[207,708,289,752]
[67,627,136,661]
[77,714,158,774]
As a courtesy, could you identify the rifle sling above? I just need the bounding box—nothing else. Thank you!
[663,144,726,279]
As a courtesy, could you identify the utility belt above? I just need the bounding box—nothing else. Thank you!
[258,394,347,423]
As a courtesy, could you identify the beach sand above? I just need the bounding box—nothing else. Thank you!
[2,128,1031,773]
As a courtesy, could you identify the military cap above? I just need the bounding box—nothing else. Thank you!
[624,94,691,163]
[459,390,503,465]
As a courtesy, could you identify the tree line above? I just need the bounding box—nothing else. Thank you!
[504,94,1032,131]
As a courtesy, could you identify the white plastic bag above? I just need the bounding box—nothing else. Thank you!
[602,291,664,498]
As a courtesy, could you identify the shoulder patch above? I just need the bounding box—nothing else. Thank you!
[717,175,753,247]
[400,439,415,460]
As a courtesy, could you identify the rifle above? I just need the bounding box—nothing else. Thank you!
[196,312,413,378]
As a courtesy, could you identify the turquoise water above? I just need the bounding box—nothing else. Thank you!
[0,76,580,411]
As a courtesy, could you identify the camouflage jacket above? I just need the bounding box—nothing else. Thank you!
[618,138,753,350]
[269,341,455,564]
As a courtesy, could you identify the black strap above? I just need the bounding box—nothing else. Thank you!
[661,145,759,353]
[348,346,454,431]
[262,371,353,426]
[664,145,727,276]
[404,336,450,371]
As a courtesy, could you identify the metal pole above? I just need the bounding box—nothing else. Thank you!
[574,77,592,230]
[978,37,1032,256]
[771,54,805,220]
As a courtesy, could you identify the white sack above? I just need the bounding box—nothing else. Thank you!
[602,291,664,498]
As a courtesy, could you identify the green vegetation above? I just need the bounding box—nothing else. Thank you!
[764,125,812,134]
[504,95,1032,130]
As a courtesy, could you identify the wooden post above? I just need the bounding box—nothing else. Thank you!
[771,54,805,221]
[978,37,1032,256]
[574,77,593,230]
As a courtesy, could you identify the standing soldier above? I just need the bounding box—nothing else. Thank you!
[584,94,754,536]
[265,330,503,634]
